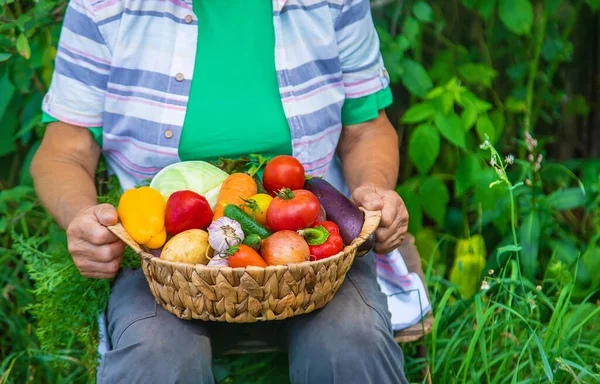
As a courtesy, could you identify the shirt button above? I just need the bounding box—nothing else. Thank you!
[164,129,174,139]
[175,73,185,82]
[184,14,193,24]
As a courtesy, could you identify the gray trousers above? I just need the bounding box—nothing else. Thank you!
[97,252,409,384]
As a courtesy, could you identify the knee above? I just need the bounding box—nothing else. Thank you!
[289,310,405,383]
[100,317,213,384]
[309,313,392,359]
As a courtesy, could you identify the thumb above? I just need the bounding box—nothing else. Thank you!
[352,186,384,211]
[94,204,119,226]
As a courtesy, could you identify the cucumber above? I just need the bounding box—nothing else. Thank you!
[224,204,272,239]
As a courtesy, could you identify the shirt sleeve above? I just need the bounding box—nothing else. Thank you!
[335,0,391,101]
[42,112,104,147]
[41,0,111,128]
[341,85,393,125]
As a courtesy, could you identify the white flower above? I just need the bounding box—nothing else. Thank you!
[505,154,514,165]
[490,157,497,167]
[480,140,490,150]
[488,269,494,275]
[525,131,538,152]
[481,280,490,291]
[536,285,542,292]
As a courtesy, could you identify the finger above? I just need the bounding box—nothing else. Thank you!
[379,193,400,227]
[82,219,121,245]
[73,240,124,263]
[351,186,384,211]
[94,204,119,226]
[77,257,122,277]
[374,226,406,254]
[81,270,119,280]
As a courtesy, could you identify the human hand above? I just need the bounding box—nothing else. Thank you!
[66,204,125,279]
[351,185,409,254]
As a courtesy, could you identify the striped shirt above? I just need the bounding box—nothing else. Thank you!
[42,0,390,190]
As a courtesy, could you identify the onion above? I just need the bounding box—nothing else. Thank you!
[261,231,309,265]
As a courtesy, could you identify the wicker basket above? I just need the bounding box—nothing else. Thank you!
[108,209,381,323]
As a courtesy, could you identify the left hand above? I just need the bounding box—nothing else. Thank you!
[351,185,409,254]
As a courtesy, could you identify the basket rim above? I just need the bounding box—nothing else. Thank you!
[108,208,381,272]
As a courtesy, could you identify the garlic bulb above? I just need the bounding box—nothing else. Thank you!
[208,217,244,252]
[207,256,229,267]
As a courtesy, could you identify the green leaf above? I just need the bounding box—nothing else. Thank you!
[565,94,590,116]
[489,109,505,139]
[20,140,41,187]
[476,113,496,144]
[413,1,433,23]
[473,169,510,230]
[496,244,522,257]
[499,0,533,35]
[435,113,466,148]
[396,186,423,233]
[419,177,450,226]
[460,90,493,112]
[581,246,600,287]
[461,99,478,131]
[0,52,11,62]
[455,155,482,197]
[16,33,31,60]
[401,102,436,124]
[401,59,433,98]
[519,211,541,280]
[408,124,440,174]
[505,96,527,113]
[476,0,496,21]
[586,0,600,11]
[545,188,587,211]
[0,73,15,121]
[457,63,497,88]
[402,17,420,42]
[13,114,41,139]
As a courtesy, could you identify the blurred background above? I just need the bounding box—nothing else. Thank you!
[1,1,599,383]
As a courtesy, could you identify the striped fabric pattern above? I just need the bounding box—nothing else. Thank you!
[43,0,390,190]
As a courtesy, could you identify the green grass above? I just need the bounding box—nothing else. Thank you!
[1,185,600,384]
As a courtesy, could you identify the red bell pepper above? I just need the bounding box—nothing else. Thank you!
[301,221,344,260]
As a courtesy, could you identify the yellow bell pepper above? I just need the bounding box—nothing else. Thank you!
[449,235,487,299]
[118,186,167,249]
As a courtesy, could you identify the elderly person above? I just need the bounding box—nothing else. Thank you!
[31,0,411,383]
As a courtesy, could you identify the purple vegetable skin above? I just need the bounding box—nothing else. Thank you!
[304,178,374,256]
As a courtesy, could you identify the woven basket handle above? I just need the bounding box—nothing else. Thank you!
[107,223,149,258]
[354,209,382,249]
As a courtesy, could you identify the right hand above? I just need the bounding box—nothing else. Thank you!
[66,204,125,279]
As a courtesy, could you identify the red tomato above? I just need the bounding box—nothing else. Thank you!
[263,155,305,195]
[266,189,320,231]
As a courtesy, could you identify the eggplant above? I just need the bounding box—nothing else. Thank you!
[304,178,374,257]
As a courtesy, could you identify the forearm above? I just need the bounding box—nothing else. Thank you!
[31,123,101,229]
[337,111,400,192]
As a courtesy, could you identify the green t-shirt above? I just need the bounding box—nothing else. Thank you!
[43,1,392,158]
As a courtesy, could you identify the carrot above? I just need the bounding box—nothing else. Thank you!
[213,173,257,220]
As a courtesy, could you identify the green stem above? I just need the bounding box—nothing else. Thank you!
[524,2,547,135]
[298,226,329,246]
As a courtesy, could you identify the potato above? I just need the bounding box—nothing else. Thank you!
[160,229,209,265]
